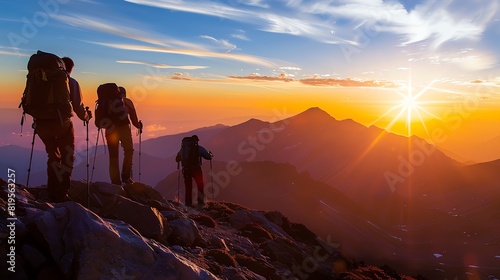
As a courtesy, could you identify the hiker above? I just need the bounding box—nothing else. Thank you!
[36,56,92,202]
[176,135,213,207]
[103,86,142,185]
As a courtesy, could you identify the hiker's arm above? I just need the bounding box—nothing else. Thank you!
[199,146,212,160]
[69,78,89,121]
[175,150,181,162]
[125,98,141,129]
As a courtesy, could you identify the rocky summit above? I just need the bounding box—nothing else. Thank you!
[0,178,423,280]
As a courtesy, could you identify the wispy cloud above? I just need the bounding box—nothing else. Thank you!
[0,46,29,57]
[116,60,208,70]
[280,66,302,71]
[412,48,497,71]
[52,13,203,50]
[200,35,237,53]
[299,78,398,88]
[226,74,398,88]
[383,1,499,48]
[125,0,499,49]
[228,73,293,82]
[231,30,250,41]
[93,42,276,67]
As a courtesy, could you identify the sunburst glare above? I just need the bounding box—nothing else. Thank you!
[370,77,444,137]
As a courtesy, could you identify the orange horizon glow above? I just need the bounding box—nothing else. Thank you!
[3,71,500,159]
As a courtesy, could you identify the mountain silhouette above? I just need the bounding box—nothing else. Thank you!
[153,107,500,279]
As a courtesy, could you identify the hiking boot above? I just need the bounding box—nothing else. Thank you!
[197,200,205,209]
[121,178,135,185]
[51,194,70,203]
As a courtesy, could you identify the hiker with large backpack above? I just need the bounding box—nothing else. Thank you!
[175,135,213,207]
[19,51,92,202]
[95,84,142,185]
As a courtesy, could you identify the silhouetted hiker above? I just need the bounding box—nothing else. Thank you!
[24,54,91,202]
[100,85,142,185]
[176,135,213,207]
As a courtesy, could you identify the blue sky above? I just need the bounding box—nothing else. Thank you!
[1,0,499,83]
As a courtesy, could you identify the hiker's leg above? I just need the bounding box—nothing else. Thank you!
[36,120,71,202]
[193,168,205,205]
[105,129,121,185]
[119,125,134,183]
[184,173,193,206]
[56,120,75,197]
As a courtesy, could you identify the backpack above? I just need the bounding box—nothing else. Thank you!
[19,50,72,121]
[180,136,200,173]
[94,83,127,129]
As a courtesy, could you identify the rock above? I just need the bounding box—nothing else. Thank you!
[205,249,237,267]
[241,223,273,243]
[259,237,307,265]
[171,245,185,253]
[207,237,231,251]
[234,253,278,279]
[99,194,164,238]
[94,181,126,195]
[28,201,217,279]
[189,246,204,255]
[285,222,320,246]
[168,218,200,246]
[229,210,290,239]
[161,210,184,220]
[68,180,117,210]
[123,182,168,205]
[264,211,291,230]
[189,213,217,228]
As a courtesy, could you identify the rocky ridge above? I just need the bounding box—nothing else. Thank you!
[0,179,422,279]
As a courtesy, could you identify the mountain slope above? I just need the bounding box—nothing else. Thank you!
[156,160,500,279]
[0,179,419,280]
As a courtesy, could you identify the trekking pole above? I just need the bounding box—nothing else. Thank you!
[138,120,143,182]
[26,122,36,187]
[90,128,101,182]
[177,161,180,203]
[85,106,90,207]
[209,152,214,201]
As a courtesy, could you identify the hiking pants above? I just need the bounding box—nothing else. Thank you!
[183,167,205,206]
[36,119,75,202]
[105,124,134,185]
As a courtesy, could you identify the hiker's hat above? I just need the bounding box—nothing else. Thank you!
[192,135,199,141]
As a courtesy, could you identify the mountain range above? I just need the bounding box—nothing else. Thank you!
[1,107,499,279]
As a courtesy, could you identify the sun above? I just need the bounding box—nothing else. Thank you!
[370,78,441,137]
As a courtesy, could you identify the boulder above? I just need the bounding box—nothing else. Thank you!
[168,218,201,246]
[92,181,127,197]
[99,194,164,238]
[123,182,168,205]
[229,210,290,239]
[29,201,217,279]
[68,180,120,210]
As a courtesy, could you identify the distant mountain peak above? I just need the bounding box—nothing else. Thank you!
[290,107,335,122]
[304,106,328,114]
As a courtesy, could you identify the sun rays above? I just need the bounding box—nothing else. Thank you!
[370,77,443,137]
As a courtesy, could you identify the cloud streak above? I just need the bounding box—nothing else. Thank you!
[200,35,237,53]
[52,13,204,50]
[116,60,208,70]
[94,42,276,67]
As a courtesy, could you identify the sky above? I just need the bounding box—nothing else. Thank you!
[1,0,500,160]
